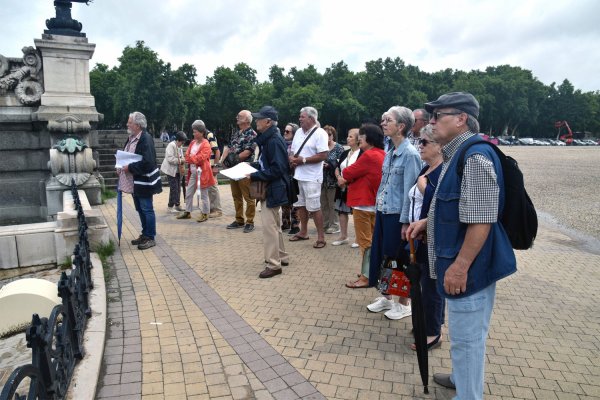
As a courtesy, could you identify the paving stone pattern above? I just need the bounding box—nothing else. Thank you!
[96,186,600,400]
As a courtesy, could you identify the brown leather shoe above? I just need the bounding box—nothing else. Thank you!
[259,267,282,279]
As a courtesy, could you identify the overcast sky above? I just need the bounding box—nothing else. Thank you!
[1,0,599,92]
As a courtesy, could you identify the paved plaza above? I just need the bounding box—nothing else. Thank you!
[95,185,600,400]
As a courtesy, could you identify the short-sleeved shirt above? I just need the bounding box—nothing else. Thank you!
[229,127,257,156]
[291,126,329,182]
[206,131,219,163]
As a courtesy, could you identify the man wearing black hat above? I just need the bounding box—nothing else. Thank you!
[248,106,290,278]
[407,92,516,399]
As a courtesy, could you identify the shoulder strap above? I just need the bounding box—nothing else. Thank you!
[457,139,503,177]
[294,126,318,157]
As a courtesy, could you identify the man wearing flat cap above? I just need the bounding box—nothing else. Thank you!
[407,92,516,399]
[248,106,290,278]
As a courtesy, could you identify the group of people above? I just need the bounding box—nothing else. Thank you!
[117,91,516,399]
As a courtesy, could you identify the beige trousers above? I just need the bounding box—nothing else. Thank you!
[260,202,289,270]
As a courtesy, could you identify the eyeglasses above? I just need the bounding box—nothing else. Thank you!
[431,111,462,121]
[419,138,436,147]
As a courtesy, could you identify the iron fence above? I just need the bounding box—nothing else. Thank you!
[0,180,95,400]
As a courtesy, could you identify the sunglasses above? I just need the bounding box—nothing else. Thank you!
[419,138,436,147]
[284,129,292,133]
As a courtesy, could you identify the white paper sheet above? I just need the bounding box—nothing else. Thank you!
[220,162,258,181]
[115,150,143,168]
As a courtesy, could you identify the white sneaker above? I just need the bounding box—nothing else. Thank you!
[168,207,179,213]
[384,303,412,320]
[367,297,393,313]
[351,242,359,248]
[332,238,349,246]
[325,227,341,234]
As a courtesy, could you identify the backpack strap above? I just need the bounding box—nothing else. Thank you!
[456,139,501,177]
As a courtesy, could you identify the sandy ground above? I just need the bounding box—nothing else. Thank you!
[502,146,600,245]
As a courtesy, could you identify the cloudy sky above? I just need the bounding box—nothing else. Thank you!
[1,0,599,92]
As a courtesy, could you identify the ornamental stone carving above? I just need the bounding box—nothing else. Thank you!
[0,47,44,106]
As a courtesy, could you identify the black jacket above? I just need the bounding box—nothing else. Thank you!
[250,125,290,208]
[126,130,162,197]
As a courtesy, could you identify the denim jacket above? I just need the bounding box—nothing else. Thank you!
[376,139,421,222]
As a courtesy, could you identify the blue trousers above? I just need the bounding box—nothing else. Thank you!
[449,282,496,400]
[133,194,156,239]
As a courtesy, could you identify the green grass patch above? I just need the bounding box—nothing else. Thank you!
[59,256,73,270]
[94,240,115,282]
[101,188,117,203]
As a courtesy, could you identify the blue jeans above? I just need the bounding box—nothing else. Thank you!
[133,194,156,239]
[448,282,496,400]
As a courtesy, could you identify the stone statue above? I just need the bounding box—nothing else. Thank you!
[45,1,92,38]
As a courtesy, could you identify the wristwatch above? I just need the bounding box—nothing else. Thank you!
[302,157,307,164]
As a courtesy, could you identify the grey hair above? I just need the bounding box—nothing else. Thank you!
[129,111,147,129]
[467,115,480,132]
[387,106,414,136]
[287,123,299,135]
[191,119,207,132]
[420,124,434,141]
[447,108,480,132]
[300,106,318,122]
[414,108,430,121]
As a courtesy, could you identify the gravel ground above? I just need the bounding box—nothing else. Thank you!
[502,146,600,243]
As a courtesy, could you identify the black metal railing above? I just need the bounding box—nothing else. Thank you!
[0,180,95,400]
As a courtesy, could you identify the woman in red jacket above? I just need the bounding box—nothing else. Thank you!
[177,121,216,222]
[337,123,385,288]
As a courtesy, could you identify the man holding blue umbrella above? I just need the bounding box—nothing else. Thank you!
[117,111,162,250]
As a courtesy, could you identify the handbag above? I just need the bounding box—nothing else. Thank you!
[249,180,267,201]
[377,255,411,298]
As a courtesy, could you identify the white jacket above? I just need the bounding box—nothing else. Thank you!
[160,141,182,177]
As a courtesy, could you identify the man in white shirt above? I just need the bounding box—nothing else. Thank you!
[288,106,329,248]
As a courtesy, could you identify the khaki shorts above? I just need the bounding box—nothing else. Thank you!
[294,180,322,212]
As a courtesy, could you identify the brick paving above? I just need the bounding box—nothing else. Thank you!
[95,186,600,400]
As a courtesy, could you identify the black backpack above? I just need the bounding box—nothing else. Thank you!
[457,140,537,250]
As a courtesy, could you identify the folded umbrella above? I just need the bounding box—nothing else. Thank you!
[405,238,429,394]
[117,190,122,246]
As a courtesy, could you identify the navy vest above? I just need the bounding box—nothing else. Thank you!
[434,136,517,298]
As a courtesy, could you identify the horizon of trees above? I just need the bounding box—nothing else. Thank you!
[90,41,600,144]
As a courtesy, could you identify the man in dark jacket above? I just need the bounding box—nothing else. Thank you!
[249,106,290,278]
[119,111,162,250]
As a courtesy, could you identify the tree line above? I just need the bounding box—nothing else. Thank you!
[90,41,600,144]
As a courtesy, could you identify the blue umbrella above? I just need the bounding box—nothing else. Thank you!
[117,190,122,246]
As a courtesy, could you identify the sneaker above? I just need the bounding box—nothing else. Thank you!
[367,297,393,313]
[351,242,359,248]
[325,227,341,234]
[209,211,222,218]
[137,238,156,250]
[176,211,191,219]
[287,227,300,236]
[196,213,208,223]
[332,238,349,246]
[168,207,179,213]
[175,205,185,212]
[384,303,412,320]
[131,235,147,245]
[243,223,255,233]
[227,221,245,229]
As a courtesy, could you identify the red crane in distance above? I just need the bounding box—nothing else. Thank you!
[555,121,573,145]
